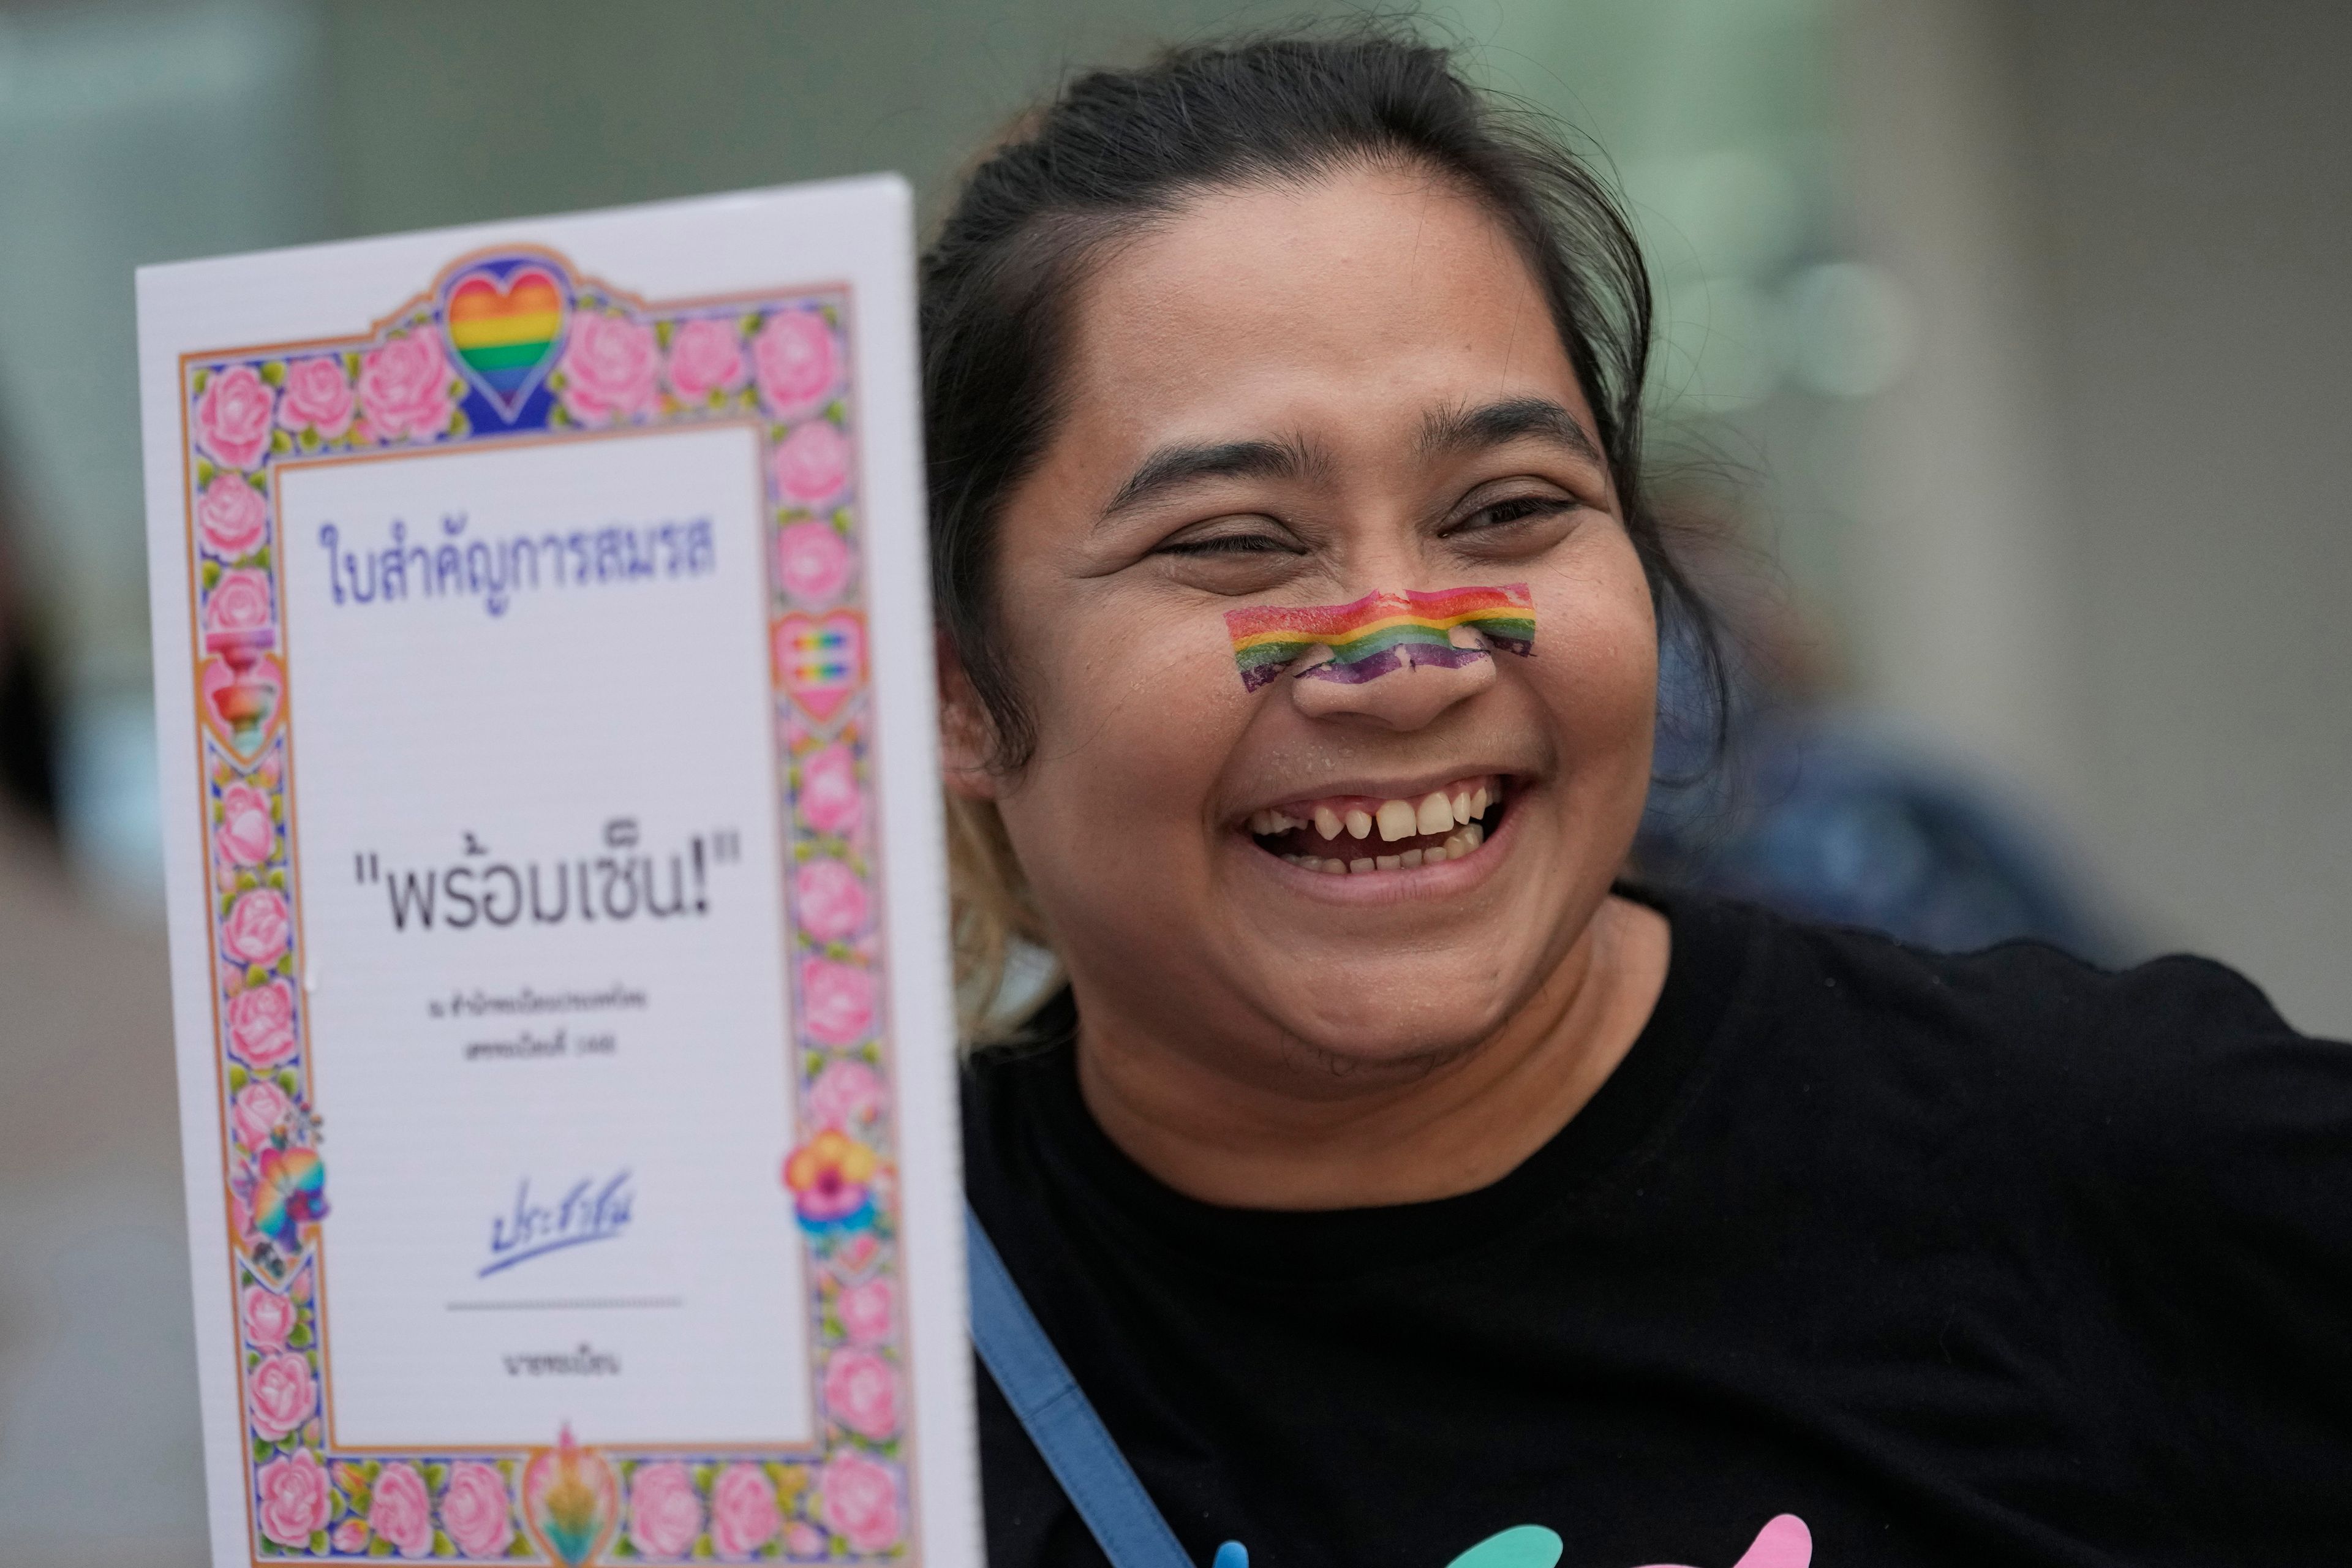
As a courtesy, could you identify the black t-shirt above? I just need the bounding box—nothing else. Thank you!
[960,889,2352,1568]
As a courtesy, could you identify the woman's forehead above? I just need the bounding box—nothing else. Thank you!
[1054,169,1593,472]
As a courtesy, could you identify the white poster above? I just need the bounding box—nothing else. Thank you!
[138,179,977,1567]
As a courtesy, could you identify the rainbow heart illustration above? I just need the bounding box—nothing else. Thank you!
[443,259,569,420]
[776,609,865,723]
[520,1425,619,1568]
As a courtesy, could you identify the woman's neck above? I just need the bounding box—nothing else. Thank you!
[1071,893,1672,1211]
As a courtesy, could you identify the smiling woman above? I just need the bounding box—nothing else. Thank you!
[922,28,2352,1568]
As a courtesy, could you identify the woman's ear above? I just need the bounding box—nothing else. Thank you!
[937,633,1001,801]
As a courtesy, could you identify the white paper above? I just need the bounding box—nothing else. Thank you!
[139,178,978,1567]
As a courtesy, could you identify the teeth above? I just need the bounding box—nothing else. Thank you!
[1417,792,1453,835]
[1267,779,1501,866]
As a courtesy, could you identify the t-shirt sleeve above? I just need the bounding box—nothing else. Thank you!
[2100,956,2352,1542]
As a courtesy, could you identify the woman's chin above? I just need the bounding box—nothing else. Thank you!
[1236,952,1539,1076]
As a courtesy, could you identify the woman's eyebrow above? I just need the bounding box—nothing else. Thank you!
[1419,396,1605,467]
[1099,435,1324,520]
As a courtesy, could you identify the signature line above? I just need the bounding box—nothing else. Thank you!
[476,1229,626,1278]
[446,1297,682,1312]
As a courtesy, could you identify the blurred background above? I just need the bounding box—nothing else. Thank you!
[1,0,2345,1559]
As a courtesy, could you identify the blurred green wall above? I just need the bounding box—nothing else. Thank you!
[312,1,1828,268]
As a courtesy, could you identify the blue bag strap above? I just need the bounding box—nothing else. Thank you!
[966,1203,1238,1568]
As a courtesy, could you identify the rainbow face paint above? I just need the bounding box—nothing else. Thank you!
[1224,584,1536,692]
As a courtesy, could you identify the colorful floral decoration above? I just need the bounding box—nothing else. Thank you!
[522,1427,622,1567]
[785,1129,881,1238]
[180,247,908,1559]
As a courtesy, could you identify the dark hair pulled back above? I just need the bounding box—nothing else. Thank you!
[919,26,1725,1030]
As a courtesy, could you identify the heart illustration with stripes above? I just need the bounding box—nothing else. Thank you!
[776,609,866,723]
[443,259,569,420]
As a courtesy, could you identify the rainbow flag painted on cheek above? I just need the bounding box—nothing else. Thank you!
[1224,583,1536,692]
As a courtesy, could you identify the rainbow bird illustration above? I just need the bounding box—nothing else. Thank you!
[521,1424,620,1567]
[249,1144,326,1252]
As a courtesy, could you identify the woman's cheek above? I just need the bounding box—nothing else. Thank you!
[1532,557,1658,761]
[1008,609,1243,887]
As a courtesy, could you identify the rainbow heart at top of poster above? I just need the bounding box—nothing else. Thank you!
[442,257,571,420]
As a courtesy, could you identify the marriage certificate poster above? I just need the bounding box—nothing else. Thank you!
[137,179,979,1567]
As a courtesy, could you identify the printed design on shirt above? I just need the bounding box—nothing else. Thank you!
[1444,1513,1811,1568]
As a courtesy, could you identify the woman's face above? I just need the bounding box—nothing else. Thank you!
[954,165,1659,1082]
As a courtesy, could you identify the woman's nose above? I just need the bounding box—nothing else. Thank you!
[1285,639,1498,728]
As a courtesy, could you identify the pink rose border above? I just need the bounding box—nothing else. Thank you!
[177,246,918,1562]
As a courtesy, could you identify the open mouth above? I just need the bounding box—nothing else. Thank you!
[1243,773,1506,876]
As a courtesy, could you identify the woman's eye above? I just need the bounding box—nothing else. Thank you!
[1156,532,1302,559]
[1450,494,1577,535]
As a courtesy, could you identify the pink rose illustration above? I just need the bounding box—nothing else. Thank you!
[368,1461,433,1557]
[232,1079,293,1152]
[243,1283,297,1350]
[819,1454,902,1555]
[196,473,270,559]
[801,957,876,1046]
[823,1349,900,1441]
[195,364,276,470]
[276,356,355,439]
[837,1277,894,1346]
[666,317,748,401]
[215,781,275,867]
[796,858,870,943]
[358,334,456,442]
[626,1460,703,1558]
[753,309,838,420]
[774,519,853,604]
[772,420,851,507]
[786,1519,825,1556]
[206,569,274,634]
[333,1518,371,1551]
[560,313,660,424]
[801,745,862,837]
[246,1349,315,1442]
[809,1058,885,1133]
[228,979,298,1069]
[709,1462,782,1556]
[222,888,292,967]
[441,1460,515,1558]
[254,1448,333,1546]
